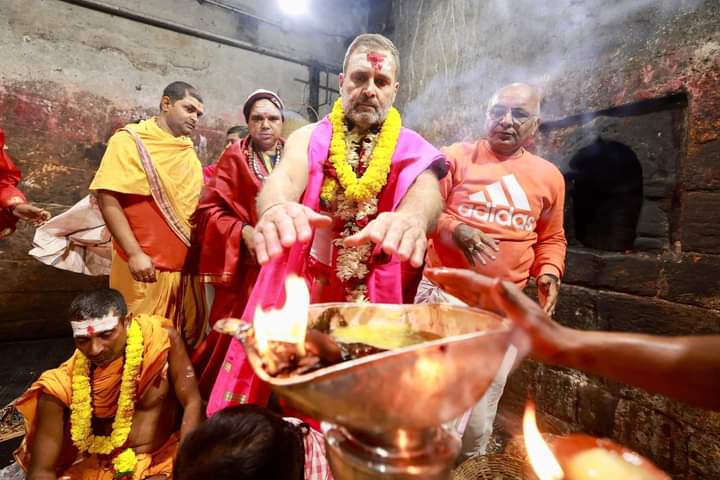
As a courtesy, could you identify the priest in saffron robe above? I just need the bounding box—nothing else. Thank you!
[89,82,206,349]
[15,288,202,480]
[0,128,50,238]
[192,90,285,400]
[207,34,447,415]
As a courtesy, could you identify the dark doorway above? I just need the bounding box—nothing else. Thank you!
[568,138,643,251]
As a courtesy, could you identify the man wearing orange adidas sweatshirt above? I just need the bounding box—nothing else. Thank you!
[418,83,566,459]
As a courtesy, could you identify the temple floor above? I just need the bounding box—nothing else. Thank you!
[0,337,74,467]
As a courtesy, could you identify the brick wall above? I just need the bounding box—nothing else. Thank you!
[387,1,720,477]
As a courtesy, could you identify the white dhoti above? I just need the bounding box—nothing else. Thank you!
[415,276,517,460]
[28,194,111,275]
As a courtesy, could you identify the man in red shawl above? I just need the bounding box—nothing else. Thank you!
[0,128,50,238]
[192,90,285,398]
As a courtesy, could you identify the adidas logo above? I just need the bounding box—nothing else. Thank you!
[457,174,537,231]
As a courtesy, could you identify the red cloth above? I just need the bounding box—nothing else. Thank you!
[202,163,218,184]
[191,136,281,398]
[0,129,28,237]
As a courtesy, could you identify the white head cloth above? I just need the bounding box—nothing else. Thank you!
[71,313,120,337]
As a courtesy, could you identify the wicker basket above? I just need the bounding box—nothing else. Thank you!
[452,453,533,480]
[0,402,25,442]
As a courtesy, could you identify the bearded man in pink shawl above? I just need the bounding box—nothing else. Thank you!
[208,33,447,415]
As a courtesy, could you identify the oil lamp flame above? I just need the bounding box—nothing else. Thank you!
[523,400,564,480]
[253,275,309,355]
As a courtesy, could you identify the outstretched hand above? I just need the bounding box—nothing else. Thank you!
[423,267,498,311]
[344,211,428,268]
[425,267,566,362]
[253,202,333,265]
[12,203,51,226]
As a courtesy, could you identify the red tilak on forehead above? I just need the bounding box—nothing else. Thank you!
[367,52,386,72]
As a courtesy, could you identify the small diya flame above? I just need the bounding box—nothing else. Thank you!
[523,400,670,480]
[253,275,310,356]
[523,400,564,480]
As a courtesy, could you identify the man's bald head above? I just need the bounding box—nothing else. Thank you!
[488,83,541,116]
[485,83,542,156]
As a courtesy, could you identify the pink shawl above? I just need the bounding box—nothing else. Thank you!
[207,117,443,416]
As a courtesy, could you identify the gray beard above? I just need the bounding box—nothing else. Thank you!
[345,107,389,132]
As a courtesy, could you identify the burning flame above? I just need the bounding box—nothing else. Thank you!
[523,401,564,480]
[397,429,409,450]
[253,275,310,355]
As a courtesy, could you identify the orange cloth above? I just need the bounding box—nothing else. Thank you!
[89,118,202,237]
[110,252,205,349]
[59,432,179,480]
[15,315,173,478]
[113,194,188,271]
[427,139,566,287]
[89,118,206,345]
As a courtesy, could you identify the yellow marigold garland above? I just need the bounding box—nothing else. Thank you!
[320,177,337,205]
[70,318,144,479]
[320,98,403,302]
[322,98,401,204]
[113,448,139,478]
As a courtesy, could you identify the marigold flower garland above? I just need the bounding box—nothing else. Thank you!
[70,318,144,479]
[321,98,401,301]
[321,98,401,205]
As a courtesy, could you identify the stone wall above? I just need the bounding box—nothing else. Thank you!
[387,1,720,478]
[0,0,363,339]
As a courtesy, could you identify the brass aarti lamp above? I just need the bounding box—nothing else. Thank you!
[220,295,518,480]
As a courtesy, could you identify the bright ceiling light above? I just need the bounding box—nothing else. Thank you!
[277,0,308,16]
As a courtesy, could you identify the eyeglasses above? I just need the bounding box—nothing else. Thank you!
[487,105,535,125]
